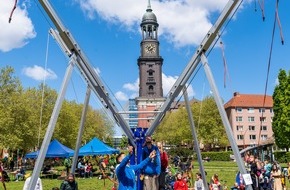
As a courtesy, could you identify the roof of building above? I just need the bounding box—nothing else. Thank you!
[224,92,273,109]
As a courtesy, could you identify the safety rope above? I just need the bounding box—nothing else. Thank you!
[257,0,282,146]
[37,31,50,148]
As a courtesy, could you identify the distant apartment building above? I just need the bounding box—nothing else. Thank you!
[224,92,274,149]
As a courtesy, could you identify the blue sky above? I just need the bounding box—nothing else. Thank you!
[1,0,289,135]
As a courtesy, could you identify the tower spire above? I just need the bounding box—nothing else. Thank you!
[147,0,152,12]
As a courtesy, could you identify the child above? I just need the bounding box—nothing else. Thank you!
[194,173,204,190]
[174,173,188,190]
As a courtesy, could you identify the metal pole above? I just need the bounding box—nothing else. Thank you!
[200,53,252,190]
[71,86,91,174]
[39,0,136,147]
[28,55,76,190]
[146,0,242,136]
[183,87,209,189]
[132,127,147,190]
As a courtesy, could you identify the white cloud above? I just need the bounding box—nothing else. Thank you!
[115,91,128,101]
[162,73,195,98]
[77,0,230,47]
[22,65,57,81]
[0,0,36,52]
[123,79,139,92]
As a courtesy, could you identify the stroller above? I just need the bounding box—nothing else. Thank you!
[1,170,10,182]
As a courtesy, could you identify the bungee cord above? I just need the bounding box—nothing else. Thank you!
[8,0,17,23]
[258,0,265,21]
[219,40,231,89]
[257,0,284,146]
[275,0,284,45]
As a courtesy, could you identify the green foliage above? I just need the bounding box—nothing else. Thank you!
[168,147,194,159]
[0,66,114,154]
[119,136,128,149]
[272,69,290,149]
[155,96,229,149]
[273,151,289,163]
[197,151,233,161]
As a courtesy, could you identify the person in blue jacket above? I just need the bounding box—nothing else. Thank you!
[116,146,156,190]
[142,135,161,190]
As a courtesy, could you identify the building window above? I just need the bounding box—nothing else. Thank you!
[148,85,154,93]
[270,108,273,113]
[259,108,265,113]
[236,125,243,131]
[249,135,256,140]
[248,108,254,113]
[248,125,255,131]
[260,125,267,131]
[261,135,268,140]
[236,107,242,113]
[236,116,243,122]
[237,135,244,140]
[260,117,266,122]
[248,117,255,122]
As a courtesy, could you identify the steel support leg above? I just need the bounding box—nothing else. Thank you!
[183,87,209,189]
[28,55,76,189]
[133,128,147,190]
[200,53,252,190]
[71,86,91,174]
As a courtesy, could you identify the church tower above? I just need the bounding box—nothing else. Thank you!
[136,0,165,128]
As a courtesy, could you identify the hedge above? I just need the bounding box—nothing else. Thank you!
[168,148,233,161]
[273,151,290,163]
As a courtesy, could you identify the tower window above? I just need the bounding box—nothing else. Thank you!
[149,85,154,91]
[147,69,155,76]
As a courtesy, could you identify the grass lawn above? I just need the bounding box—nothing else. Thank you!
[4,177,115,190]
[192,161,239,188]
[2,161,248,189]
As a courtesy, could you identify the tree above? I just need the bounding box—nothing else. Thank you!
[155,96,229,150]
[0,66,24,150]
[272,69,290,150]
[0,66,114,153]
[22,84,58,151]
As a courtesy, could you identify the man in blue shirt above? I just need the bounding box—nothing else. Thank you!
[116,146,156,190]
[142,136,161,190]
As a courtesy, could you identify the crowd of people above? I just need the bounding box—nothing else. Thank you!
[0,142,290,190]
[235,153,290,190]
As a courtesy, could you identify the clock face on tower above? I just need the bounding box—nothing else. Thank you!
[145,43,156,54]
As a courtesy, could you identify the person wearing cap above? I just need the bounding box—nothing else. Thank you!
[142,136,161,190]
